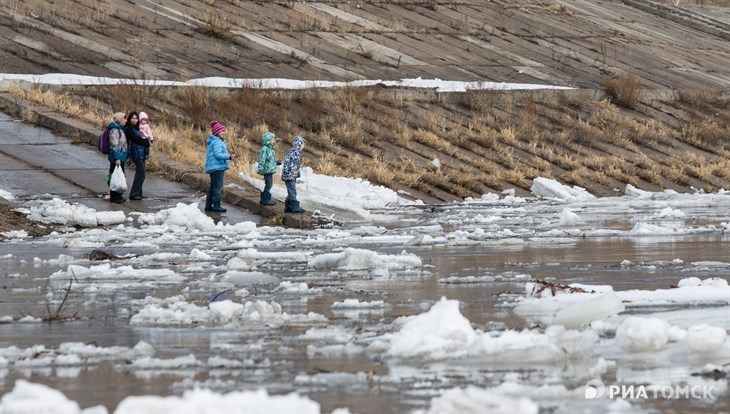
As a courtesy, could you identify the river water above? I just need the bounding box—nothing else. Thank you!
[1,192,729,414]
[1,111,729,414]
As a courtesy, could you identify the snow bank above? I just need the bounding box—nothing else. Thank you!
[1,73,571,92]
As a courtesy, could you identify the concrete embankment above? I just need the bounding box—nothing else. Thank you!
[0,92,312,228]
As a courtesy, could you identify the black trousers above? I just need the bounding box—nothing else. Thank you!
[130,159,146,198]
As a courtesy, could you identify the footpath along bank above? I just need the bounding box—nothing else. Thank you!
[0,89,313,229]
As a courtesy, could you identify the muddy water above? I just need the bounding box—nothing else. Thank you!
[1,232,728,414]
[1,114,729,413]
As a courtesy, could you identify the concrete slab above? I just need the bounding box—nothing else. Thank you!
[0,152,30,170]
[0,169,77,196]
[0,113,261,225]
[0,115,70,144]
[0,143,109,170]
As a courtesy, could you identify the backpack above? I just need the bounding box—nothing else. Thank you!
[98,128,111,154]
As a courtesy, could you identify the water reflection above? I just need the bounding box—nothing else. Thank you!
[1,198,728,414]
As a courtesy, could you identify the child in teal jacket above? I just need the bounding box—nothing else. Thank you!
[257,131,279,206]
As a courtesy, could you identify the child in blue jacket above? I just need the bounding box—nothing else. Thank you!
[204,121,236,213]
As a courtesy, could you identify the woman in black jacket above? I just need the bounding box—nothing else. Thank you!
[125,111,151,200]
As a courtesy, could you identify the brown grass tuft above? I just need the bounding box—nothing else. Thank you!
[604,73,641,109]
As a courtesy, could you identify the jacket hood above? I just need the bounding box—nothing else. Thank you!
[292,136,306,150]
[139,111,149,121]
[262,131,275,146]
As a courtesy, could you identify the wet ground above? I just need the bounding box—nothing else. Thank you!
[0,113,260,225]
[1,115,729,414]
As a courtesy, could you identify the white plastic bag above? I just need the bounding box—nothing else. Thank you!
[109,165,128,193]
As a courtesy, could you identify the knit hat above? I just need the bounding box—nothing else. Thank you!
[210,120,226,136]
[262,131,275,144]
[139,111,149,121]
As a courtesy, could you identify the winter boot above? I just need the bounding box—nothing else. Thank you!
[284,199,293,213]
[289,200,305,214]
[210,202,226,213]
[260,191,277,206]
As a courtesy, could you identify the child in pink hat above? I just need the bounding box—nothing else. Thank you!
[204,121,236,213]
[138,111,155,143]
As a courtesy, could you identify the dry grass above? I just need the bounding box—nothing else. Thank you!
[680,120,726,149]
[198,9,231,39]
[177,86,213,129]
[604,73,641,109]
[6,81,728,202]
[677,89,726,111]
[8,83,106,126]
[464,87,496,115]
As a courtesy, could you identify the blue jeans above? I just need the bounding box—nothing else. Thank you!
[205,170,225,209]
[284,180,297,202]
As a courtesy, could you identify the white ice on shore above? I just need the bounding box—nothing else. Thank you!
[239,167,404,221]
[138,203,257,234]
[23,198,126,227]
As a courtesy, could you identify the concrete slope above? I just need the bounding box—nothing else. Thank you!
[0,0,728,89]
